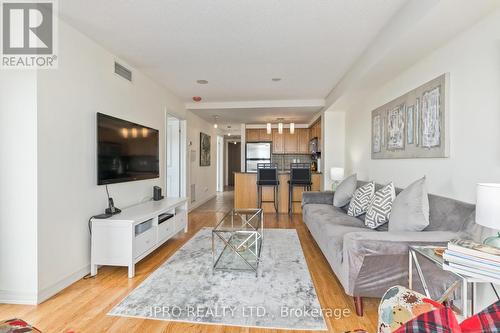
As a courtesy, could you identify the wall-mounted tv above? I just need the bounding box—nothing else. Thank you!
[97,113,159,185]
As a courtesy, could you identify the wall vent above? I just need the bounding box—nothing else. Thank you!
[114,61,132,82]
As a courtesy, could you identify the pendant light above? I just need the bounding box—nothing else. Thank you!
[266,123,272,134]
[213,115,218,129]
[290,122,295,134]
[278,122,283,134]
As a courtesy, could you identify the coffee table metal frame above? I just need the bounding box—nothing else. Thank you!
[212,208,263,276]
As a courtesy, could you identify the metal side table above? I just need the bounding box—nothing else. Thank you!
[409,245,500,317]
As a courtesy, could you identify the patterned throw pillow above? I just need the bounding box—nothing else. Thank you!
[347,182,375,217]
[459,300,500,333]
[365,182,396,229]
[393,307,461,333]
[378,286,442,333]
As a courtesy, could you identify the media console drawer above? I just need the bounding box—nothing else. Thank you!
[158,215,175,241]
[134,227,155,258]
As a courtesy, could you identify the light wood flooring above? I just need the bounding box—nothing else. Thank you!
[0,191,379,332]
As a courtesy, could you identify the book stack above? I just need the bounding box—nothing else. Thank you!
[443,239,500,283]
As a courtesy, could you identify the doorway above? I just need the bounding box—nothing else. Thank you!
[227,141,241,187]
[166,115,185,197]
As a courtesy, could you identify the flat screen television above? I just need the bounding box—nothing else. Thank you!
[97,113,159,185]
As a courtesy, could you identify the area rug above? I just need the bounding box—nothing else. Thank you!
[109,228,327,331]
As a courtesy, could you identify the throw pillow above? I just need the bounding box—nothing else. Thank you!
[378,286,442,333]
[389,177,430,232]
[365,182,396,229]
[393,307,461,333]
[347,182,375,217]
[333,174,357,207]
[460,300,500,333]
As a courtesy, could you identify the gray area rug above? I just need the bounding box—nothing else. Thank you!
[109,228,327,330]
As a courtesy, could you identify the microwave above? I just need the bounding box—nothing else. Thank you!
[309,137,320,154]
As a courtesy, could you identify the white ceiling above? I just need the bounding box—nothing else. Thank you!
[191,106,322,124]
[59,0,409,123]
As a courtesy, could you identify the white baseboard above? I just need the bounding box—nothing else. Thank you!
[188,193,217,212]
[37,264,90,304]
[0,290,37,305]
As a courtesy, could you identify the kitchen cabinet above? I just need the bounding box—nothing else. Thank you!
[246,124,316,154]
[284,130,298,153]
[258,129,272,141]
[246,128,272,142]
[246,129,260,142]
[272,129,284,153]
[310,118,321,141]
[297,128,310,154]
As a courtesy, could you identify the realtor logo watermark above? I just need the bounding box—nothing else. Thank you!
[1,0,58,68]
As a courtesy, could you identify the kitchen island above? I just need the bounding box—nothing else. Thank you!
[234,172,322,214]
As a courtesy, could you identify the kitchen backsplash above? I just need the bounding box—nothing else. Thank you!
[271,154,313,171]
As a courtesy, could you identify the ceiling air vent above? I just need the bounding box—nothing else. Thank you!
[114,61,132,82]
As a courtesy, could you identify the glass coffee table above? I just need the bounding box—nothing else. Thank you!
[212,209,263,276]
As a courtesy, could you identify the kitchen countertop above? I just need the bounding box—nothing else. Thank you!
[235,171,322,174]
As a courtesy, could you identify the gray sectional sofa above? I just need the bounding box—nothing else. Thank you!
[302,181,480,316]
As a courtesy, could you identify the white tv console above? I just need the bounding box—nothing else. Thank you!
[90,197,188,278]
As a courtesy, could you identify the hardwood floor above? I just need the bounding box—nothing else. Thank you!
[0,191,379,333]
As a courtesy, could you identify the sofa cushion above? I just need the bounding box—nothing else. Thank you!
[303,204,372,287]
[365,182,396,229]
[389,177,429,232]
[333,173,357,207]
[303,204,365,228]
[348,182,375,217]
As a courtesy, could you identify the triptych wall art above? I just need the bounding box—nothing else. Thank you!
[371,73,449,159]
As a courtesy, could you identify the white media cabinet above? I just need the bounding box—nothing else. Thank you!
[90,197,188,278]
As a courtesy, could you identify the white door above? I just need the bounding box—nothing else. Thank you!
[166,116,181,197]
[216,136,224,192]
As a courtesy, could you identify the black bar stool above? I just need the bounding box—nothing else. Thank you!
[288,163,312,214]
[257,163,280,213]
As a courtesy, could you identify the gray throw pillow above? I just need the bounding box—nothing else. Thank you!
[333,174,357,207]
[389,177,430,232]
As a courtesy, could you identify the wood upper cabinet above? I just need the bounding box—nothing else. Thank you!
[284,130,298,153]
[297,128,310,154]
[310,118,322,141]
[246,129,260,142]
[247,126,311,154]
[258,129,272,141]
[246,128,272,142]
[272,129,284,153]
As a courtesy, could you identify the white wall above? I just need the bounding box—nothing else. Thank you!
[186,112,217,210]
[345,8,500,203]
[322,110,346,191]
[0,71,39,303]
[343,8,500,311]
[34,20,188,302]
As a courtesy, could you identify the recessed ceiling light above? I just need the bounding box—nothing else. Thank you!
[272,78,282,82]
[197,79,208,84]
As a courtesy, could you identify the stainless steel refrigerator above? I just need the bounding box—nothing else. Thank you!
[245,142,271,173]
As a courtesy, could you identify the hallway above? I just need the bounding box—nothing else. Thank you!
[192,188,234,214]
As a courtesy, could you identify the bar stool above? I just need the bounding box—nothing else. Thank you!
[288,163,312,214]
[257,163,280,213]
